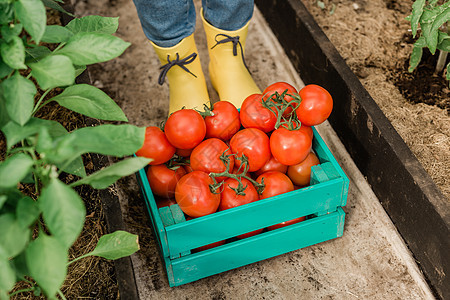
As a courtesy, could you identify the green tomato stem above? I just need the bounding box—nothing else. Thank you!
[209,152,265,195]
[8,287,35,297]
[32,89,52,116]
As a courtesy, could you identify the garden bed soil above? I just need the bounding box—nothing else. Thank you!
[299,0,449,199]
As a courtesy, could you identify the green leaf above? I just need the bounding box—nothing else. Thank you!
[430,4,450,35]
[39,178,85,249]
[0,153,34,189]
[41,25,74,43]
[408,45,423,72]
[88,230,139,260]
[0,214,30,259]
[0,195,6,210]
[25,233,67,298]
[0,55,13,78]
[0,88,10,128]
[0,35,26,69]
[34,125,87,177]
[57,32,130,65]
[74,65,86,77]
[1,23,23,42]
[59,156,86,177]
[35,125,53,153]
[29,55,75,90]
[0,258,15,293]
[50,84,128,121]
[410,0,425,37]
[25,46,52,64]
[14,0,46,44]
[420,3,450,54]
[16,196,40,228]
[0,72,36,126]
[45,124,145,164]
[0,3,14,24]
[20,171,35,184]
[2,118,66,149]
[11,252,29,280]
[437,31,450,52]
[71,156,151,189]
[66,15,119,34]
[447,63,450,81]
[41,0,73,16]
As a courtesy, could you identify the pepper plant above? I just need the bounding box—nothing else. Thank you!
[408,0,450,83]
[0,0,150,298]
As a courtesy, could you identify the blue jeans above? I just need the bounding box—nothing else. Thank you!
[133,0,254,47]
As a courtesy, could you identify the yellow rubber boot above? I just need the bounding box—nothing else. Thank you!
[151,34,210,114]
[201,9,261,108]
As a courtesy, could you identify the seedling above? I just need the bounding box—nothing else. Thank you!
[407,0,450,84]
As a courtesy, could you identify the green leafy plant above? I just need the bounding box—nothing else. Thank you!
[0,0,150,298]
[408,0,450,83]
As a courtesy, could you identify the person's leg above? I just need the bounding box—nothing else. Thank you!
[201,0,260,108]
[133,0,196,47]
[202,0,254,31]
[133,0,210,113]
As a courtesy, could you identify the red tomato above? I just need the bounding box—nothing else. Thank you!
[219,177,263,239]
[204,101,241,141]
[155,197,177,209]
[267,216,306,231]
[299,125,314,140]
[190,138,234,182]
[183,164,194,173]
[256,171,294,199]
[254,155,288,177]
[176,147,193,157]
[297,84,333,126]
[270,127,312,166]
[192,240,226,253]
[287,152,320,186]
[175,171,220,217]
[219,178,259,211]
[147,165,186,198]
[262,82,298,116]
[135,126,175,165]
[229,128,271,172]
[164,109,206,149]
[240,94,277,133]
[237,228,264,239]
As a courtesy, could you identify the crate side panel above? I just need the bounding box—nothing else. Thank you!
[165,180,344,254]
[170,209,345,286]
[136,169,170,258]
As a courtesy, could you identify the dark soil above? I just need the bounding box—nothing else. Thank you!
[392,36,450,111]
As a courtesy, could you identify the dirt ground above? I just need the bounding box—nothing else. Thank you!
[300,0,449,199]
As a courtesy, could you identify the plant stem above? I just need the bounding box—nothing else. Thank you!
[67,252,92,265]
[435,50,448,73]
[32,89,52,116]
[9,287,35,297]
[7,146,34,155]
[53,42,66,53]
[58,289,68,300]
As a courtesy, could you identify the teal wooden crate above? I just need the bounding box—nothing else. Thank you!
[136,127,349,287]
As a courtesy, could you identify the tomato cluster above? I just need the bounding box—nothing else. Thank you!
[136,82,333,250]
